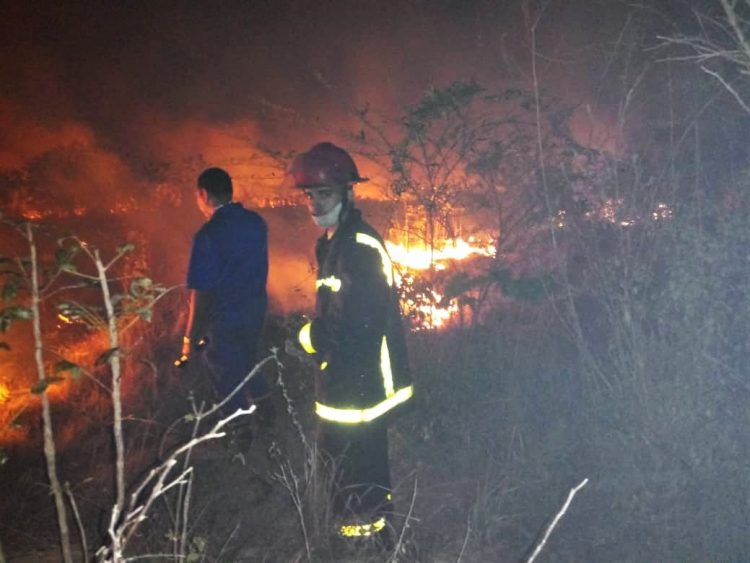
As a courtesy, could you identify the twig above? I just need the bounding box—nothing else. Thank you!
[525,478,589,563]
[456,512,471,563]
[216,520,242,562]
[26,222,74,563]
[93,248,126,516]
[199,353,275,419]
[122,554,178,561]
[389,477,418,563]
[721,0,750,60]
[178,471,193,560]
[118,285,180,335]
[699,65,750,113]
[64,482,89,562]
[273,461,311,561]
[45,347,111,394]
[163,356,272,558]
[96,408,254,561]
[276,349,312,453]
[43,281,92,299]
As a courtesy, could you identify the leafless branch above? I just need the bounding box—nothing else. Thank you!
[456,512,471,563]
[64,482,89,561]
[657,2,750,114]
[198,353,275,419]
[389,477,418,563]
[700,65,750,112]
[26,222,74,563]
[525,478,589,563]
[96,407,255,562]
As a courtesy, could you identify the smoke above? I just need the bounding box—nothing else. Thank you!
[0,0,639,313]
[0,99,93,170]
[0,1,698,446]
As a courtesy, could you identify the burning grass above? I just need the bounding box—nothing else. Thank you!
[386,236,495,272]
[386,235,496,330]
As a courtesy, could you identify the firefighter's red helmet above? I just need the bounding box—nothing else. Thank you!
[289,142,368,189]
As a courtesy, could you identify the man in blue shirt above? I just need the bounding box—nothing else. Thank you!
[180,167,270,417]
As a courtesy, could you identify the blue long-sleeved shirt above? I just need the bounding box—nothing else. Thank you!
[187,202,268,328]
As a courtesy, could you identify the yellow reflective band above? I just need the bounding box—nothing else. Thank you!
[315,385,413,423]
[380,336,395,397]
[316,275,342,292]
[298,322,316,354]
[355,232,393,287]
[340,517,387,537]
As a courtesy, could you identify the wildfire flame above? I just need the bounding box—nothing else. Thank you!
[386,236,495,329]
[386,237,495,271]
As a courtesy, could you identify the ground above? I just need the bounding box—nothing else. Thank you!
[2,313,750,561]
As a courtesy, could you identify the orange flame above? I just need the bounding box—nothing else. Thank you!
[386,237,495,271]
[387,236,495,329]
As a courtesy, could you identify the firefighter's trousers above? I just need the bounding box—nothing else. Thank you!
[319,418,393,536]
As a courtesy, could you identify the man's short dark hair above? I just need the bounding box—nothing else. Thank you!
[197,167,233,203]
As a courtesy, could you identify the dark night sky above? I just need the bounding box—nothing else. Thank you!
[0,0,638,186]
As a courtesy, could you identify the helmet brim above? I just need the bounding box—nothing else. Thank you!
[286,175,369,190]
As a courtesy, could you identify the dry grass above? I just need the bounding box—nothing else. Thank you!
[2,194,750,561]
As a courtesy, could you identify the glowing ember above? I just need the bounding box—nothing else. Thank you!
[403,288,458,330]
[0,383,9,404]
[21,209,46,221]
[58,313,74,324]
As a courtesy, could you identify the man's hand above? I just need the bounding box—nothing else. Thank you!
[181,335,191,357]
[174,335,192,368]
[174,336,209,369]
[178,288,212,369]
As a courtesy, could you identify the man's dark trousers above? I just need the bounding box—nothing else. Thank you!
[204,319,269,414]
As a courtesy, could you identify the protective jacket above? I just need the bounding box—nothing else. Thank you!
[298,208,413,424]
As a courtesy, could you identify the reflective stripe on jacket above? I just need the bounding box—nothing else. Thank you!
[298,208,413,424]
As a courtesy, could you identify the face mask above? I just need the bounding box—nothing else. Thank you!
[313,201,343,228]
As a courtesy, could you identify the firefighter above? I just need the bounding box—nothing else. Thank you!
[289,142,414,545]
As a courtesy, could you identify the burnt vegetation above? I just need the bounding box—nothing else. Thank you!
[2,1,750,561]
